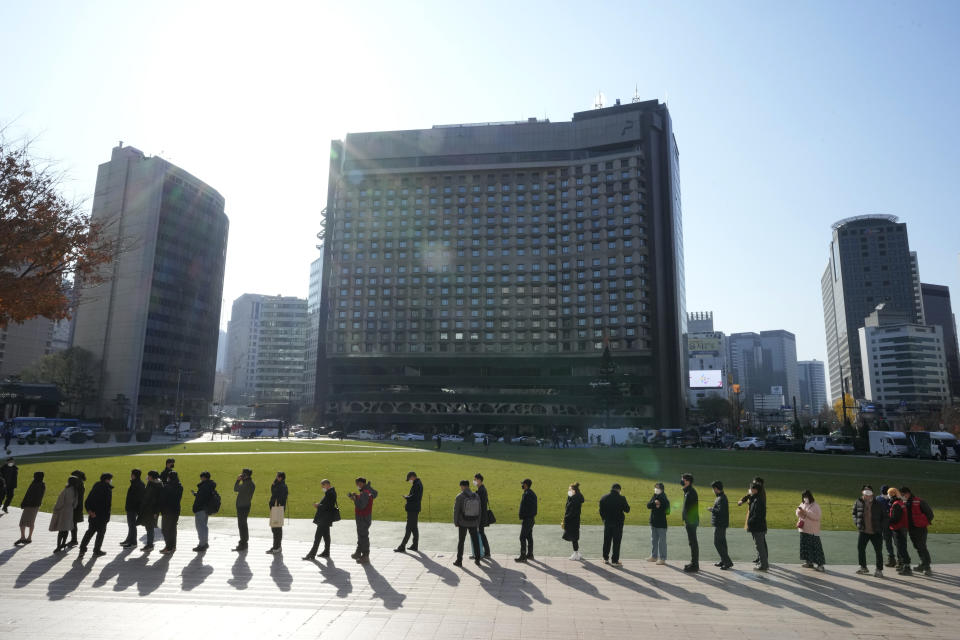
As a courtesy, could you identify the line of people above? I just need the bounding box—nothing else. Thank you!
[4,458,939,578]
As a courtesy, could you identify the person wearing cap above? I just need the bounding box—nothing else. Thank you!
[707,480,732,570]
[395,471,423,553]
[599,482,630,566]
[15,471,45,545]
[680,473,699,573]
[646,482,670,565]
[191,470,217,552]
[515,478,537,563]
[852,484,887,577]
[1,456,18,513]
[886,487,911,575]
[138,471,163,551]
[120,469,145,548]
[900,486,934,576]
[233,468,255,551]
[876,484,896,568]
[79,472,115,558]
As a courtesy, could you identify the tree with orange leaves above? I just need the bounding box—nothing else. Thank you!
[0,136,117,327]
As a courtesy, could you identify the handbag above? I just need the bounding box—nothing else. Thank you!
[269,505,285,528]
[486,509,496,525]
[331,505,342,523]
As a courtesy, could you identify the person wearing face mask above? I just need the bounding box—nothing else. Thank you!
[50,475,80,552]
[395,471,423,553]
[233,468,255,552]
[79,473,114,558]
[599,483,629,566]
[473,473,491,559]
[304,479,338,559]
[707,481,732,570]
[900,486,934,576]
[796,489,824,571]
[1,456,18,513]
[120,469,145,548]
[747,482,768,571]
[515,478,537,563]
[886,487,911,575]
[267,471,288,554]
[646,482,669,565]
[16,471,46,545]
[563,482,586,561]
[680,473,699,573]
[348,477,378,563]
[137,471,162,551]
[852,484,887,577]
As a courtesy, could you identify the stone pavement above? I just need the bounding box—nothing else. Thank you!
[0,510,957,639]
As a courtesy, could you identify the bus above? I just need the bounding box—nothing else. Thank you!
[6,417,101,436]
[231,419,284,439]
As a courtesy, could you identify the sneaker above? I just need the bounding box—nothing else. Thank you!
[603,558,609,564]
[611,561,623,567]
[885,556,897,568]
[394,547,406,553]
[646,556,657,562]
[913,564,924,572]
[574,551,583,561]
[141,545,154,551]
[923,567,932,577]
[721,563,733,570]
[453,559,463,567]
[318,550,330,558]
[92,550,106,557]
[897,566,913,576]
[302,554,316,561]
[656,559,666,565]
[754,565,769,572]
[801,562,814,569]
[815,565,825,572]
[569,552,579,560]
[683,564,699,573]
[66,541,78,548]
[514,556,527,563]
[873,570,883,578]
[856,567,870,575]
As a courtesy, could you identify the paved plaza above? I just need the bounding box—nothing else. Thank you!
[0,509,957,639]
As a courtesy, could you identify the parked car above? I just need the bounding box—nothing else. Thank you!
[440,434,465,442]
[471,432,495,442]
[514,435,540,446]
[326,430,344,439]
[733,437,765,450]
[294,429,317,439]
[17,428,57,444]
[403,432,425,441]
[390,432,410,441]
[60,426,96,440]
[346,429,378,440]
[764,435,803,452]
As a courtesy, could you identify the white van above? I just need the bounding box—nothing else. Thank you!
[869,431,909,457]
[929,432,958,460]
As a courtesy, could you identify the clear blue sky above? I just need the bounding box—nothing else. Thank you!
[2,1,959,366]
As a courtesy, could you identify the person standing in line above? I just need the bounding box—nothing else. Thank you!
[747,481,769,571]
[707,480,732,570]
[267,471,288,554]
[564,482,586,561]
[159,458,176,484]
[737,476,765,563]
[67,470,86,548]
[681,473,699,573]
[515,478,537,563]
[395,471,422,552]
[901,486,934,576]
[159,470,183,554]
[191,471,216,552]
[1,456,18,512]
[452,479,482,568]
[852,484,886,577]
[79,473,114,558]
[796,489,824,571]
[15,471,45,545]
[138,471,162,551]
[877,484,896,568]
[232,468,255,551]
[304,479,337,559]
[120,469,145,548]
[474,473,491,559]
[50,476,80,552]
[348,477,378,563]
[599,483,629,566]
[646,482,669,565]
[886,487,912,576]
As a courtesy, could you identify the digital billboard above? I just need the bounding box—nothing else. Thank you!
[689,369,723,389]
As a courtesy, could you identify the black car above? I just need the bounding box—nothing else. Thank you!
[764,435,804,452]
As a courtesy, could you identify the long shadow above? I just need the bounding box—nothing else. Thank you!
[920,573,960,590]
[112,553,150,592]
[579,562,666,600]
[228,552,252,590]
[626,565,726,608]
[527,559,609,600]
[47,557,95,601]
[15,553,69,588]
[180,553,214,591]
[270,553,293,591]
[137,554,171,596]
[92,547,135,588]
[0,546,24,567]
[360,560,407,610]
[785,567,957,611]
[474,558,551,612]
[310,558,353,598]
[409,550,460,587]
[720,567,872,618]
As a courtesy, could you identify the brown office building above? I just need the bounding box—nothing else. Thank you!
[315,100,686,435]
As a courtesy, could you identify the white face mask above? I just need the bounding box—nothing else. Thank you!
[802,498,809,504]
[472,480,478,486]
[6,462,12,467]
[321,487,328,493]
[862,490,873,497]
[654,488,662,495]
[568,490,575,497]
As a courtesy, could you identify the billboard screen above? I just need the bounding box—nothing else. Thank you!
[688,337,722,353]
[689,369,723,389]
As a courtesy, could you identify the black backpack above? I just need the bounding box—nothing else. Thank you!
[207,489,221,515]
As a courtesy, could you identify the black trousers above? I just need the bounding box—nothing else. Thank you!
[69,523,79,543]
[400,511,419,548]
[478,525,490,556]
[271,527,282,549]
[308,523,331,555]
[602,522,624,562]
[237,506,250,544]
[909,528,932,568]
[685,524,699,565]
[893,529,911,566]
[161,512,178,549]
[123,511,138,544]
[519,517,535,557]
[457,526,480,561]
[714,526,731,565]
[2,487,13,510]
[80,519,107,552]
[752,531,769,568]
[857,531,883,570]
[356,516,371,555]
[882,528,894,557]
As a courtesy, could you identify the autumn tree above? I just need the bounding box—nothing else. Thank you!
[0,135,117,327]
[833,393,857,435]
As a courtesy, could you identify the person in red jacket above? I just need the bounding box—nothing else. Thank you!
[900,486,933,576]
[348,477,378,563]
[886,488,911,575]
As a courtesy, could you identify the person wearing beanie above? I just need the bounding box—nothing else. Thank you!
[876,484,896,568]
[708,480,732,569]
[599,482,630,566]
[79,473,115,557]
[886,487,912,575]
[646,481,670,565]
[15,471,46,544]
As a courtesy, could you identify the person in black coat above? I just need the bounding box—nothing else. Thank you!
[474,473,491,558]
[267,471,288,553]
[120,469,146,548]
[681,473,699,572]
[599,483,630,565]
[79,473,114,557]
[1,456,18,512]
[708,480,732,569]
[159,471,183,554]
[138,471,162,551]
[16,471,46,544]
[304,479,338,559]
[747,482,768,571]
[191,471,216,552]
[515,478,537,563]
[395,471,423,552]
[563,482,586,560]
[646,482,670,563]
[67,469,87,547]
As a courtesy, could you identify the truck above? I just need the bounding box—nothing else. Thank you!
[906,431,958,460]
[869,431,910,457]
[929,432,958,460]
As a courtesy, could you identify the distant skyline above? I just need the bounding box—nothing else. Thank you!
[2,1,958,366]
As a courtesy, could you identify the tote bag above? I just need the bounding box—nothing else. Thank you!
[270,505,285,528]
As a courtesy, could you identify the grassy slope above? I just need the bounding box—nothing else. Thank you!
[14,440,960,532]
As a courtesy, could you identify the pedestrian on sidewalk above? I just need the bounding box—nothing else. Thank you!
[395,471,422,552]
[901,486,934,576]
[852,484,886,577]
[138,471,162,551]
[191,471,216,552]
[877,484,896,568]
[646,482,669,565]
[474,473,491,559]
[796,489,824,571]
[707,480,732,570]
[886,487,911,575]
[453,479,482,567]
[15,471,45,545]
[120,469,145,548]
[50,475,79,552]
[515,478,537,563]
[67,470,86,548]
[1,456,18,513]
[563,482,585,561]
[79,473,114,558]
[681,473,699,573]
[304,479,338,559]
[267,471,288,554]
[233,468,255,551]
[747,481,769,571]
[599,482,629,566]
[348,477,377,563]
[159,470,183,554]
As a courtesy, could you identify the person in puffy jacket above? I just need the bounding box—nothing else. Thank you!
[646,482,669,564]
[348,476,377,563]
[852,484,887,577]
[79,473,114,557]
[191,471,216,552]
[707,480,732,570]
[886,487,911,575]
[901,486,934,576]
[796,489,824,571]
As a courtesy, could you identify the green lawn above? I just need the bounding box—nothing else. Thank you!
[13,440,960,532]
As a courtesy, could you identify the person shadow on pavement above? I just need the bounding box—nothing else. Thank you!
[773,567,948,615]
[628,565,727,611]
[137,554,171,596]
[474,558,551,612]
[0,546,24,568]
[228,551,252,590]
[526,559,609,600]
[270,552,293,592]
[580,562,665,601]
[309,557,353,598]
[360,560,406,610]
[180,553,214,591]
[407,550,460,587]
[15,553,69,589]
[91,547,135,588]
[46,557,95,601]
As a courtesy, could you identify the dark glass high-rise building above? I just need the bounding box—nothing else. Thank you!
[821,215,922,402]
[315,100,686,433]
[921,283,960,400]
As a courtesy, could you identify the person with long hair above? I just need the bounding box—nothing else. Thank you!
[796,489,825,571]
[49,475,78,552]
[563,482,585,560]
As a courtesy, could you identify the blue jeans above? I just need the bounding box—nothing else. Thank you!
[195,511,209,546]
[651,527,667,560]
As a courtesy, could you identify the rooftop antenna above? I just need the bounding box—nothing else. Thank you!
[594,90,604,109]
[631,85,641,103]
[664,90,670,107]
